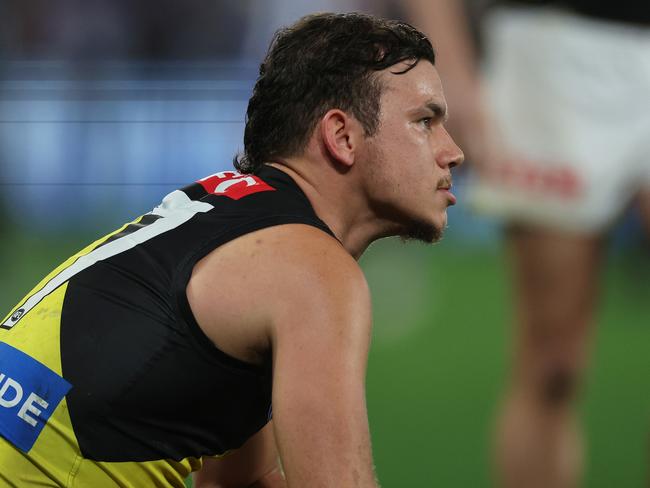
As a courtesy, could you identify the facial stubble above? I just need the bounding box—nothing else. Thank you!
[365,139,446,245]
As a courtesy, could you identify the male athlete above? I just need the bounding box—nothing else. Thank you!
[0,12,462,488]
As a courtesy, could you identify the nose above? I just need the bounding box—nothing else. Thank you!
[437,128,464,170]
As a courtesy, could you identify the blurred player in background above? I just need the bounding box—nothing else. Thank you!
[0,12,462,487]
[405,0,650,487]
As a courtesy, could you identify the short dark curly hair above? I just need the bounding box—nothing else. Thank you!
[234,12,435,173]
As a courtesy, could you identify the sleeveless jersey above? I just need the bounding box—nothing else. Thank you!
[0,165,334,487]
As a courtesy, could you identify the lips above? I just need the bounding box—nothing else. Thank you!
[436,183,456,205]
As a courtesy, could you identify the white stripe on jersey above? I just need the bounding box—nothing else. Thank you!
[2,190,212,330]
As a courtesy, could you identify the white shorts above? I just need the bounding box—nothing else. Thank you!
[469,7,650,233]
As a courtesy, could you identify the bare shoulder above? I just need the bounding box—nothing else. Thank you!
[253,224,369,296]
[187,224,370,364]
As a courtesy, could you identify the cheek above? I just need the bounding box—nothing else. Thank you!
[385,137,425,174]
[368,125,434,185]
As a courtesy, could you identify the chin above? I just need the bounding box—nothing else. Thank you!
[400,217,445,244]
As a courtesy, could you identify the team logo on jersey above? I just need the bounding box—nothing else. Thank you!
[10,309,24,323]
[0,342,72,452]
[198,171,276,200]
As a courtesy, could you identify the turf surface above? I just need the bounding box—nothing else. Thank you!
[1,232,648,487]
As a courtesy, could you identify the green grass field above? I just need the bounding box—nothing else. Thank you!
[1,231,648,487]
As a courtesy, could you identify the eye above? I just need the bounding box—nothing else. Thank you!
[420,117,433,129]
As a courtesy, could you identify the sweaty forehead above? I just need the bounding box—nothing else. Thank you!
[378,61,445,108]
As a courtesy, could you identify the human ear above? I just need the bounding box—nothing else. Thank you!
[319,109,360,168]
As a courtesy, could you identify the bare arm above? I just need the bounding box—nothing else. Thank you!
[188,224,378,487]
[404,0,498,166]
[268,231,376,487]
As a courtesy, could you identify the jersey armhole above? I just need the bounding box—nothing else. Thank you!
[173,214,337,375]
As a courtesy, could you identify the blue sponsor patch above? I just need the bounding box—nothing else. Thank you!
[0,342,72,452]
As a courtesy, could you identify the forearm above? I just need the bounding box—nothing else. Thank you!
[272,377,379,487]
[406,0,481,102]
[405,0,488,157]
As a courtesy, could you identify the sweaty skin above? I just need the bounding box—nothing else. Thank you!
[190,59,462,488]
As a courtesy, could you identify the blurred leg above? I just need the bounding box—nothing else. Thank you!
[495,226,604,488]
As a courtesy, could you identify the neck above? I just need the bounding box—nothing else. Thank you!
[267,161,399,260]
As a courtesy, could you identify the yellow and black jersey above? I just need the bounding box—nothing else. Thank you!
[0,166,334,487]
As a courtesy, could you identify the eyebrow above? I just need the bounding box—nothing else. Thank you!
[425,101,448,123]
